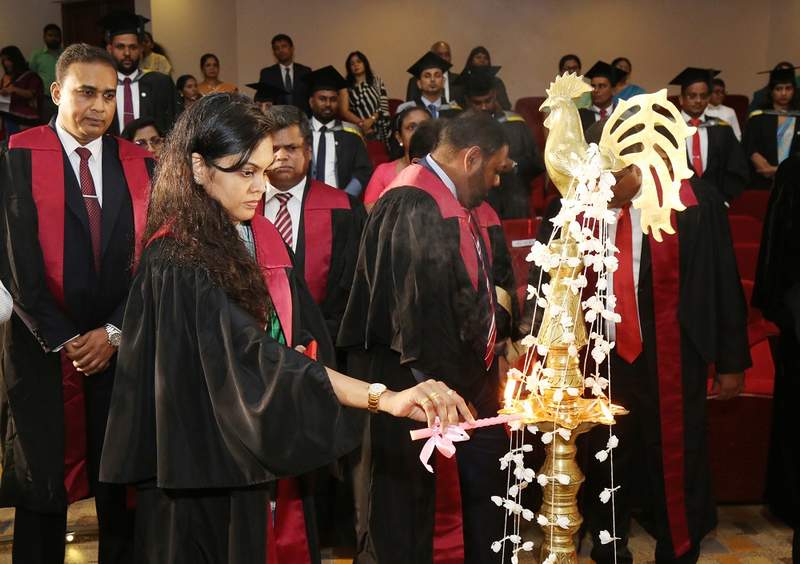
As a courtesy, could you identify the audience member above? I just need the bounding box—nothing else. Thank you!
[0,43,154,564]
[259,33,311,110]
[29,23,62,121]
[340,51,391,142]
[744,67,800,189]
[578,60,625,132]
[706,77,742,140]
[305,66,373,197]
[406,40,461,103]
[671,67,749,202]
[176,73,199,112]
[460,46,511,110]
[121,116,164,158]
[612,56,646,100]
[140,31,172,76]
[461,65,543,218]
[246,80,287,113]
[559,52,591,108]
[197,53,237,95]
[397,51,462,118]
[0,45,44,133]
[363,106,431,210]
[749,61,799,112]
[100,11,178,136]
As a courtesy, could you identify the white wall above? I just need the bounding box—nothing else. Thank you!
[0,0,61,60]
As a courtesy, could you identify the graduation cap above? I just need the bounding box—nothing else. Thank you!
[303,66,347,94]
[245,80,287,103]
[669,67,720,90]
[407,51,452,78]
[457,65,501,97]
[758,66,799,85]
[585,61,627,86]
[98,11,149,41]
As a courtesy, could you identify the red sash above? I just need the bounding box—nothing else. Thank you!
[302,181,351,304]
[386,163,468,562]
[8,126,150,504]
[388,164,492,292]
[649,178,697,557]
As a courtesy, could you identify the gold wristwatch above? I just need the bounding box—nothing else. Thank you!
[367,383,387,413]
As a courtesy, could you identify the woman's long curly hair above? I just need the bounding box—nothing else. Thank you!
[145,93,275,323]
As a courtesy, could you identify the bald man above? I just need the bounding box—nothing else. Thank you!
[406,40,462,103]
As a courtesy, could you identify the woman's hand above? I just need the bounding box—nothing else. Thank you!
[380,379,475,428]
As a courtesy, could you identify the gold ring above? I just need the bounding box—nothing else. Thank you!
[419,397,432,406]
[429,392,441,402]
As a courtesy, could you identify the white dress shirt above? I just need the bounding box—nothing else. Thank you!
[115,69,142,132]
[443,71,451,102]
[606,205,642,341]
[682,110,709,175]
[55,119,104,206]
[311,117,338,187]
[706,103,742,141]
[280,63,294,90]
[425,154,458,201]
[591,102,615,122]
[421,95,443,118]
[263,179,306,252]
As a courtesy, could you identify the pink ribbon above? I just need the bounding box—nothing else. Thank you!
[419,418,471,473]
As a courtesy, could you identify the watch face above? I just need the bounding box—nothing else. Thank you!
[369,383,387,394]
[108,331,121,347]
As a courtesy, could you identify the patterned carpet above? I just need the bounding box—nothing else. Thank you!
[0,501,793,563]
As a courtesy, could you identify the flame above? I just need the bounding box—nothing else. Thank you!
[504,377,517,410]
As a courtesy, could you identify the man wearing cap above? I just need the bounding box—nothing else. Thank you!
[461,65,543,219]
[0,43,153,563]
[578,61,626,132]
[673,67,749,202]
[305,66,372,198]
[259,34,312,112]
[398,51,462,118]
[406,41,461,103]
[101,11,178,137]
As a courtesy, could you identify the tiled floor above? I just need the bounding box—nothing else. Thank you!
[0,502,792,563]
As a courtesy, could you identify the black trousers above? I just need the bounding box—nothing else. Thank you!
[12,371,133,564]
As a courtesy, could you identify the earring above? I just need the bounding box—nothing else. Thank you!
[399,142,403,147]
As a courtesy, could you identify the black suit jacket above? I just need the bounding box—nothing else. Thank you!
[259,63,312,111]
[323,123,373,192]
[110,70,178,136]
[743,113,800,188]
[694,123,750,202]
[405,71,462,103]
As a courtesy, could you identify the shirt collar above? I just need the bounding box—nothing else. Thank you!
[424,154,458,201]
[311,116,335,131]
[280,63,293,71]
[592,102,614,113]
[681,109,707,123]
[54,119,103,162]
[422,96,443,108]
[117,68,142,83]
[266,177,306,202]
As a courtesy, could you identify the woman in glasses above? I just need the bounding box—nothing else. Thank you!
[120,117,164,158]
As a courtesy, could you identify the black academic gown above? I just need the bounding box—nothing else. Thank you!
[259,63,312,111]
[108,70,179,136]
[486,110,544,219]
[0,128,153,514]
[338,164,511,564]
[752,154,800,528]
[324,122,373,192]
[693,120,750,202]
[99,233,364,564]
[525,178,750,561]
[743,112,800,189]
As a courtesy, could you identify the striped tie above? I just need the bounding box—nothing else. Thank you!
[467,213,496,370]
[75,147,102,271]
[273,192,293,246]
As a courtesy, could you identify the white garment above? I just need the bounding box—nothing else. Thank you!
[55,119,104,206]
[606,206,643,341]
[591,103,614,122]
[443,71,451,102]
[706,103,742,141]
[682,110,709,175]
[280,63,294,90]
[263,179,306,252]
[425,154,458,200]
[311,117,338,187]
[0,280,12,323]
[115,69,142,132]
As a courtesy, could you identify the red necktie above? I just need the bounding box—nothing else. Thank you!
[467,213,496,370]
[600,107,608,120]
[689,117,703,177]
[75,147,102,271]
[123,77,134,127]
[614,204,642,363]
[273,192,293,247]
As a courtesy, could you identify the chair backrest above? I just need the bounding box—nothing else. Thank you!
[724,94,749,129]
[388,98,403,117]
[733,242,760,282]
[502,218,541,299]
[728,214,763,245]
[365,140,389,168]
[729,190,770,221]
[513,97,548,150]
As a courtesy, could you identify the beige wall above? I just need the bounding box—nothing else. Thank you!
[0,0,61,60]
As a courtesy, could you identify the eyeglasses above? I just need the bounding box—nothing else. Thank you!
[134,136,164,150]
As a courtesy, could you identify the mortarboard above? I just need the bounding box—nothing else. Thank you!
[457,65,501,97]
[98,11,149,41]
[669,67,720,89]
[757,66,799,85]
[407,51,452,78]
[585,61,627,87]
[303,66,347,94]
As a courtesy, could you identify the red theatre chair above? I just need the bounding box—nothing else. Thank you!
[502,218,541,303]
[733,242,760,281]
[729,190,771,221]
[728,214,763,245]
[388,98,403,118]
[513,97,547,153]
[366,140,389,168]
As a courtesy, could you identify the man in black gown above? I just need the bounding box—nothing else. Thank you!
[0,44,153,563]
[671,67,749,203]
[339,111,513,563]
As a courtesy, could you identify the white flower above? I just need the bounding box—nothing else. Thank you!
[556,515,571,529]
[521,335,536,348]
[553,388,564,403]
[491,541,502,553]
[536,344,550,356]
[509,534,522,544]
[526,424,539,434]
[508,484,519,497]
[599,530,619,545]
[542,554,557,564]
[599,489,612,504]
[567,344,578,357]
[526,285,537,301]
[522,509,534,521]
[522,541,534,551]
[566,387,580,397]
[595,449,609,462]
[537,474,549,486]
[556,474,571,485]
[541,432,553,445]
[510,556,519,564]
[536,514,549,526]
[597,277,608,291]
[491,495,503,506]
[607,435,619,449]
[557,428,572,440]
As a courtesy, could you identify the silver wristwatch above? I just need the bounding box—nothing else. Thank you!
[105,324,122,347]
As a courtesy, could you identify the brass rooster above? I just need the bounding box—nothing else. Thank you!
[539,73,696,241]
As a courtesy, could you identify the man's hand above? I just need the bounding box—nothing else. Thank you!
[711,372,745,400]
[65,327,116,376]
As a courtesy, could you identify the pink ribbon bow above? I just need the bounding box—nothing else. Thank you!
[419,418,471,473]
